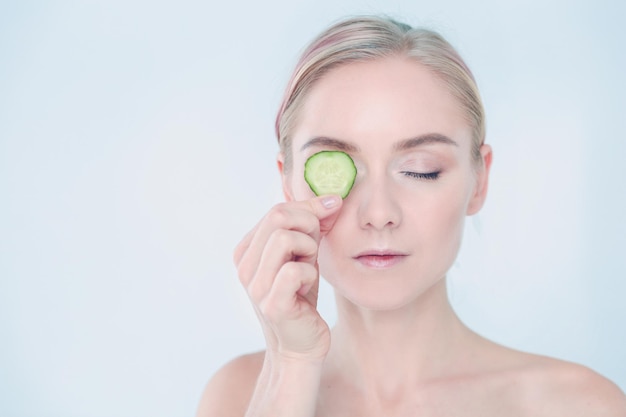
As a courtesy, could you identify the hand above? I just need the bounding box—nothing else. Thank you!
[234,195,342,362]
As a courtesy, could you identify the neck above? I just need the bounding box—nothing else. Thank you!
[326,279,473,399]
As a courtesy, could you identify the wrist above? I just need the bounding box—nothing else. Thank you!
[265,350,325,380]
[246,352,323,417]
[275,349,328,366]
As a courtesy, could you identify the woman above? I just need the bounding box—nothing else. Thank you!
[197,16,626,416]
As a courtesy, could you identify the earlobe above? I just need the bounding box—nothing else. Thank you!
[467,144,493,215]
[277,152,294,202]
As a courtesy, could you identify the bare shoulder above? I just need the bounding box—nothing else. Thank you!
[195,350,265,417]
[514,354,626,416]
[465,337,626,416]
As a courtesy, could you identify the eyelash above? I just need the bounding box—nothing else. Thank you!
[401,171,440,180]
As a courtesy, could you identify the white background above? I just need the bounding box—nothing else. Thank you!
[1,0,625,416]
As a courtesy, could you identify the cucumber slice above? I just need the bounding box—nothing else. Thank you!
[304,151,357,198]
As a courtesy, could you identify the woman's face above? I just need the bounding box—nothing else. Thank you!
[281,56,491,310]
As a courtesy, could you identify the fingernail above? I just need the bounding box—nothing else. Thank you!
[321,195,340,209]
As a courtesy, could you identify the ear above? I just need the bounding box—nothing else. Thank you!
[277,152,294,202]
[466,144,493,215]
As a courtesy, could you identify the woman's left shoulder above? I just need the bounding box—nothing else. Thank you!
[515,355,626,416]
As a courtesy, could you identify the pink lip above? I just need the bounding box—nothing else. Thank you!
[353,250,408,269]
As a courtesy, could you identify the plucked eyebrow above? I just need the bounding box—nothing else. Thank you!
[300,137,360,153]
[394,133,459,151]
[300,133,458,153]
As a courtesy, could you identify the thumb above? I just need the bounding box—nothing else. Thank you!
[312,194,343,236]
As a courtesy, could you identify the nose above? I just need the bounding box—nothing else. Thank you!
[355,175,402,231]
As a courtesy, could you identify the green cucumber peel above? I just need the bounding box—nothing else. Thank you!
[304,150,357,198]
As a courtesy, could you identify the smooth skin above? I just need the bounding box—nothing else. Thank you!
[197,57,626,417]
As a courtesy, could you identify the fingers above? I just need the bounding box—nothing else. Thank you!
[231,195,339,360]
[233,222,259,266]
[235,195,342,259]
[234,195,343,285]
[246,229,318,302]
[256,261,318,321]
[314,195,342,236]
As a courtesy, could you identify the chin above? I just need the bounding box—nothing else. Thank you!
[322,269,445,312]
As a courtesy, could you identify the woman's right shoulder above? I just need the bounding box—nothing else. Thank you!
[195,350,265,417]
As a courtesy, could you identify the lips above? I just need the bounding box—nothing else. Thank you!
[353,250,408,269]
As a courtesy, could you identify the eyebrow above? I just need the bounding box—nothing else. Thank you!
[394,133,459,151]
[300,133,458,153]
[300,136,360,152]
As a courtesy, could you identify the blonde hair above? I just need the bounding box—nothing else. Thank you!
[275,16,485,173]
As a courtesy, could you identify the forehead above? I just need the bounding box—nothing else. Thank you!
[292,57,471,152]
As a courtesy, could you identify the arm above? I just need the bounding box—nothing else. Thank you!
[196,352,323,417]
[245,354,323,417]
[197,195,343,417]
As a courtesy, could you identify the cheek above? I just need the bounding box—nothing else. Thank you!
[318,239,334,278]
[422,180,473,267]
[435,195,467,247]
[285,167,318,201]
[292,154,320,200]
[316,208,354,280]
[422,179,470,231]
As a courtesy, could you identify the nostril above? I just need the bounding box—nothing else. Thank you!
[357,196,402,231]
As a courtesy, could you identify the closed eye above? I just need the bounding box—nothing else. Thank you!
[401,171,440,180]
